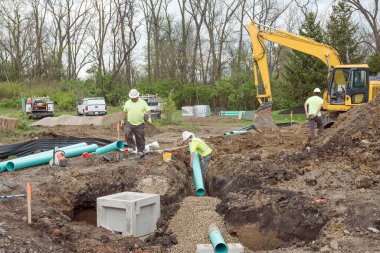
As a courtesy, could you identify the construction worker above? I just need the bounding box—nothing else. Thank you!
[182,131,212,182]
[121,89,152,155]
[304,88,324,138]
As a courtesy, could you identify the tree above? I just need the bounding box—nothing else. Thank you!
[344,0,380,53]
[368,53,380,75]
[282,12,327,105]
[327,1,363,64]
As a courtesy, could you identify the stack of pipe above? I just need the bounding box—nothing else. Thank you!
[1,141,124,172]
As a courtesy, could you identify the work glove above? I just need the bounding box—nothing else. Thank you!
[147,117,152,124]
[120,120,125,127]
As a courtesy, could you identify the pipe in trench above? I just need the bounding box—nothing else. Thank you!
[95,141,124,155]
[209,224,228,253]
[190,149,205,196]
[5,142,88,171]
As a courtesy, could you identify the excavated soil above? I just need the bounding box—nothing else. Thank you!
[1,97,380,252]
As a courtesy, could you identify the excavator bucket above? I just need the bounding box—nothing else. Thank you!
[253,102,278,129]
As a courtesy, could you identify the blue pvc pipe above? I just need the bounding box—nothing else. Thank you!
[209,225,228,253]
[223,130,248,136]
[5,142,88,171]
[190,149,205,196]
[0,162,6,172]
[62,144,98,158]
[95,141,124,155]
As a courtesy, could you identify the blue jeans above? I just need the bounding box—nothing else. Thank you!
[200,154,212,181]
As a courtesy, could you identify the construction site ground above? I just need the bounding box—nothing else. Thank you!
[1,98,380,252]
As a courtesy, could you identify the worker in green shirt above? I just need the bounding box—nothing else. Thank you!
[304,88,324,138]
[121,89,152,155]
[182,131,212,182]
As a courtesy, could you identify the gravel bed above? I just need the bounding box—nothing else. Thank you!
[167,196,239,253]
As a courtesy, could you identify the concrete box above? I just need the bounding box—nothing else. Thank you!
[97,192,160,238]
[196,243,244,253]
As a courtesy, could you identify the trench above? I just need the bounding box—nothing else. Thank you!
[62,146,327,252]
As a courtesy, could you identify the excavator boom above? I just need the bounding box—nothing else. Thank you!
[247,21,379,129]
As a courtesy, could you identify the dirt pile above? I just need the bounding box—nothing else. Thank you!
[31,112,124,127]
[206,96,380,252]
[0,152,192,252]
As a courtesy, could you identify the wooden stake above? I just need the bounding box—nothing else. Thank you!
[117,122,120,140]
[26,182,32,224]
[290,110,293,126]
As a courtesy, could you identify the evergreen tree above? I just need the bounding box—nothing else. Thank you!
[326,1,363,64]
[368,53,380,75]
[281,13,327,106]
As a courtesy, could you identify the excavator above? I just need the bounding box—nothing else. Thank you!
[247,21,380,128]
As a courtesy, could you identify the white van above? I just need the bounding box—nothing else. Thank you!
[77,97,107,116]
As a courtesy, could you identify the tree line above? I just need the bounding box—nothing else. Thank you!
[0,0,379,110]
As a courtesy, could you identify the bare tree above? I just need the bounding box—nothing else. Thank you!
[345,0,380,53]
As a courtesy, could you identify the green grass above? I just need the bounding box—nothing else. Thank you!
[271,110,306,124]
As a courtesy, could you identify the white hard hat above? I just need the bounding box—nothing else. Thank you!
[182,131,194,141]
[313,88,321,93]
[129,89,140,98]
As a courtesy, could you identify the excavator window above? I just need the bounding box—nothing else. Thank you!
[350,70,367,90]
[330,69,349,105]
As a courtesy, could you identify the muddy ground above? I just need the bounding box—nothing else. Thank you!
[1,99,380,252]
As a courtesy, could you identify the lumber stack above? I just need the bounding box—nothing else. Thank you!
[0,116,18,131]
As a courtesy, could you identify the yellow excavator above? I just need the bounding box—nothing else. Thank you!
[248,21,380,127]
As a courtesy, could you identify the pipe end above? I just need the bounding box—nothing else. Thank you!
[196,188,205,196]
[6,162,15,171]
[214,243,228,253]
[116,141,124,149]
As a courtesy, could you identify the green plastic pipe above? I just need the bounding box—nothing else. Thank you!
[7,142,88,162]
[62,144,98,158]
[5,142,88,171]
[190,149,205,196]
[209,224,228,253]
[95,141,124,155]
[223,130,247,136]
[0,162,6,172]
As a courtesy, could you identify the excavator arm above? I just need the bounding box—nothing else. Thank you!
[247,21,342,106]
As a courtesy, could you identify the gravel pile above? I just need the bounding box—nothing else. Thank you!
[168,196,239,253]
[32,114,107,126]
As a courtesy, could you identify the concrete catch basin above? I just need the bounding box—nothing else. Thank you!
[97,192,160,238]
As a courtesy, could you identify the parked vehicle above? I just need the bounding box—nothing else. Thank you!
[140,94,164,119]
[22,97,54,118]
[77,97,107,116]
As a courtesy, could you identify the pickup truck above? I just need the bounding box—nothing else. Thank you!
[77,97,107,116]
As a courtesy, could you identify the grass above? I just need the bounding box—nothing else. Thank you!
[271,111,306,124]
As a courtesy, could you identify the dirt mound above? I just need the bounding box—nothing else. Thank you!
[31,112,125,127]
[0,152,192,252]
[317,95,380,150]
[205,96,380,252]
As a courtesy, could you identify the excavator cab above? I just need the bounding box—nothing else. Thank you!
[325,66,369,112]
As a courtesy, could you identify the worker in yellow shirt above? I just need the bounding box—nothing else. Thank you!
[121,89,152,155]
[182,131,212,182]
[304,88,324,138]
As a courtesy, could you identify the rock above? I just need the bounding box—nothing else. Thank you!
[355,177,373,189]
[320,245,331,252]
[305,178,317,186]
[359,139,371,148]
[21,217,27,222]
[100,235,110,243]
[344,230,349,235]
[52,228,62,236]
[330,240,339,250]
